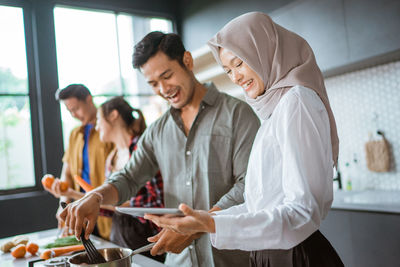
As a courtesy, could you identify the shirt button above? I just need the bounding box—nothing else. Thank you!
[186,181,191,186]
[186,150,191,156]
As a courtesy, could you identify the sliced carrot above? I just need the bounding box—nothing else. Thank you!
[26,242,39,255]
[74,175,94,192]
[11,244,26,258]
[40,244,85,260]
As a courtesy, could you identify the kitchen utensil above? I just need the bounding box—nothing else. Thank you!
[80,228,107,264]
[68,243,155,267]
[116,207,184,217]
[132,243,155,255]
[60,202,106,264]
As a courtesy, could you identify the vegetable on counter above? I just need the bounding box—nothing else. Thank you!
[0,235,29,253]
[44,235,82,249]
[26,242,39,255]
[11,244,26,258]
[40,244,85,260]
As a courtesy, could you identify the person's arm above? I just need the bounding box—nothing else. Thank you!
[59,183,119,240]
[215,103,260,209]
[60,127,159,239]
[146,205,221,255]
[43,163,83,200]
[145,203,247,236]
[106,127,159,205]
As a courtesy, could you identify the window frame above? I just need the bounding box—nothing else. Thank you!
[0,0,44,196]
[0,0,177,197]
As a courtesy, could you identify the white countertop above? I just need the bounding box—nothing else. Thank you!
[332,190,400,213]
[0,228,165,267]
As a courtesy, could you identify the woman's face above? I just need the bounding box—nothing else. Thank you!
[219,48,264,99]
[95,109,113,142]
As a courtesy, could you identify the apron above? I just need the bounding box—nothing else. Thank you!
[250,230,344,267]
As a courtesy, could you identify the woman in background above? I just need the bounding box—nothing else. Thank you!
[96,96,165,262]
[145,12,343,267]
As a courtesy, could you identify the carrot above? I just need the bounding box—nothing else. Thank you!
[11,244,26,258]
[26,242,39,255]
[40,244,85,260]
[74,175,94,192]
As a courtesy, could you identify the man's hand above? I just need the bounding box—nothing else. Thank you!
[59,192,102,240]
[147,228,202,255]
[145,204,216,235]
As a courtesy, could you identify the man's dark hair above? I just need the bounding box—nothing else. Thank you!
[133,31,186,69]
[55,84,92,101]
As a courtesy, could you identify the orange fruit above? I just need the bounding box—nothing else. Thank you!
[41,174,54,189]
[26,242,39,255]
[11,244,26,258]
[60,181,69,192]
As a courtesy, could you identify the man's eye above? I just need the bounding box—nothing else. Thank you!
[225,69,232,74]
[164,74,172,79]
[236,61,243,67]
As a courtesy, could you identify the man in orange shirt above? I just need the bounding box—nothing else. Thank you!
[44,84,114,239]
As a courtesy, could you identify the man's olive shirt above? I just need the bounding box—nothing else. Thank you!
[107,83,260,267]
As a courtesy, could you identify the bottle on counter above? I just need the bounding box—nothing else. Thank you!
[345,162,352,191]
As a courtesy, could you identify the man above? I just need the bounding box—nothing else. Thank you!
[61,33,260,266]
[45,84,114,239]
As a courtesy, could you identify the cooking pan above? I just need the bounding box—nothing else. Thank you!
[68,243,155,267]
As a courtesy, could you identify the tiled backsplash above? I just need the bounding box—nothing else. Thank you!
[325,61,400,191]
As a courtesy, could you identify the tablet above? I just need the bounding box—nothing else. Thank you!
[115,207,184,217]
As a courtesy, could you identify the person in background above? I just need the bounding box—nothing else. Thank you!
[96,96,164,262]
[145,12,344,267]
[60,32,260,267]
[43,84,114,240]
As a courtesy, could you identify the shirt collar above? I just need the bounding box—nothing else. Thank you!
[201,82,219,107]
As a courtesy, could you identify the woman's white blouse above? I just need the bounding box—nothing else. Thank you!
[210,86,334,251]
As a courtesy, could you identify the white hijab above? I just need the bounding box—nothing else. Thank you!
[208,12,339,165]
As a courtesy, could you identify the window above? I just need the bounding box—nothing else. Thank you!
[53,6,173,147]
[0,5,35,190]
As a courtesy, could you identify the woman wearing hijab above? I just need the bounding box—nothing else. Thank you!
[145,12,343,266]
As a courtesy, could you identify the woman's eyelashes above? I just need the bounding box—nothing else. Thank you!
[224,60,243,74]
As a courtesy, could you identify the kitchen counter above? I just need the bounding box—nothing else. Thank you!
[332,189,400,213]
[0,228,165,267]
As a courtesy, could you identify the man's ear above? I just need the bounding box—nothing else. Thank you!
[86,94,93,104]
[183,51,194,71]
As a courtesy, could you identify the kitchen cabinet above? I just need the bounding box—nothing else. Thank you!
[270,0,348,72]
[345,0,400,64]
[320,209,400,267]
[182,0,400,75]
